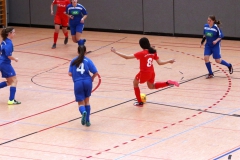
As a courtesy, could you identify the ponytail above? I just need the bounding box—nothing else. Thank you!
[71,45,86,67]
[1,27,14,40]
[148,47,156,54]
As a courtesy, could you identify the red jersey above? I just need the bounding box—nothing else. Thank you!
[52,0,70,15]
[134,50,159,72]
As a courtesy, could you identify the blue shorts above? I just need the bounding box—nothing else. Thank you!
[204,43,221,59]
[74,79,92,102]
[0,63,16,78]
[70,23,84,35]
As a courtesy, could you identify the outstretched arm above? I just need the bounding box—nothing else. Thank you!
[110,47,135,59]
[156,58,175,65]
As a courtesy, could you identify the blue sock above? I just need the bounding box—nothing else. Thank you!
[77,39,86,46]
[0,81,7,89]
[9,86,16,101]
[205,62,213,75]
[79,105,86,115]
[85,105,91,122]
[220,60,230,67]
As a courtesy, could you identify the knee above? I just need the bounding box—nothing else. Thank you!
[204,57,209,62]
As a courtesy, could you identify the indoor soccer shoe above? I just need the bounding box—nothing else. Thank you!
[228,64,233,74]
[206,74,214,79]
[8,99,21,105]
[133,102,144,107]
[64,37,68,45]
[86,121,91,127]
[167,80,179,87]
[81,111,87,125]
[52,43,56,49]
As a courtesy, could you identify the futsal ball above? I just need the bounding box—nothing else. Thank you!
[140,93,146,103]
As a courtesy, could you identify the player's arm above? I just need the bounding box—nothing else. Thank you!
[91,72,99,82]
[110,47,135,59]
[8,56,18,62]
[156,58,175,65]
[50,3,54,15]
[80,14,87,23]
[200,36,206,46]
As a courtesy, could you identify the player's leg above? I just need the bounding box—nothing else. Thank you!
[83,80,92,127]
[204,45,214,78]
[133,72,144,106]
[2,65,21,105]
[6,76,21,105]
[76,24,86,46]
[213,44,233,74]
[74,81,87,125]
[70,25,77,43]
[61,15,69,45]
[52,15,61,49]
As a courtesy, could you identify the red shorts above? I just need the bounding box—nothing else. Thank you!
[135,71,155,84]
[54,14,69,27]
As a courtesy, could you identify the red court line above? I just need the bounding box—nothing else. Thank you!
[14,37,52,47]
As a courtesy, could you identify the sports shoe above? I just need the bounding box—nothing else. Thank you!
[133,102,144,107]
[167,80,179,87]
[52,43,56,49]
[206,74,214,79]
[64,37,68,45]
[8,99,21,105]
[81,111,87,125]
[86,121,91,127]
[228,64,233,74]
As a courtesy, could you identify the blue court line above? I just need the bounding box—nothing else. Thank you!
[213,147,240,159]
[115,108,240,160]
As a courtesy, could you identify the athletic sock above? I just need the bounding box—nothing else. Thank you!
[64,31,68,38]
[220,60,230,67]
[85,105,91,122]
[79,105,86,115]
[154,82,168,89]
[134,87,142,103]
[205,62,213,75]
[0,81,7,89]
[53,32,58,43]
[9,86,16,101]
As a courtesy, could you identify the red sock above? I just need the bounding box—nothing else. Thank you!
[134,87,142,102]
[154,82,168,89]
[53,32,58,43]
[64,31,68,38]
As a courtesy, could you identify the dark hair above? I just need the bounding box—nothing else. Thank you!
[71,45,86,67]
[139,37,156,54]
[208,15,221,27]
[1,27,14,40]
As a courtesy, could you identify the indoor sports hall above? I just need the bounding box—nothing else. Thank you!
[0,1,239,160]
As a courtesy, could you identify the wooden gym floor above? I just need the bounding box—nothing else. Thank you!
[0,27,239,160]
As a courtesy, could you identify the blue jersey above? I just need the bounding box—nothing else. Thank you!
[0,38,13,64]
[66,3,87,26]
[69,56,98,82]
[203,24,224,47]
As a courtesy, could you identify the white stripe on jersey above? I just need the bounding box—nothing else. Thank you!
[214,24,222,37]
[204,27,217,32]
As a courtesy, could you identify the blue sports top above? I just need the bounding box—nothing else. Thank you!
[0,38,13,64]
[69,56,98,82]
[203,24,224,47]
[66,3,87,26]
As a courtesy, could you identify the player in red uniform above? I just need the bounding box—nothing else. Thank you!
[111,37,179,106]
[51,0,70,49]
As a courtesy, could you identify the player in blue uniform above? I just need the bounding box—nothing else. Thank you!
[65,0,87,46]
[200,15,233,78]
[68,45,98,127]
[0,27,21,105]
